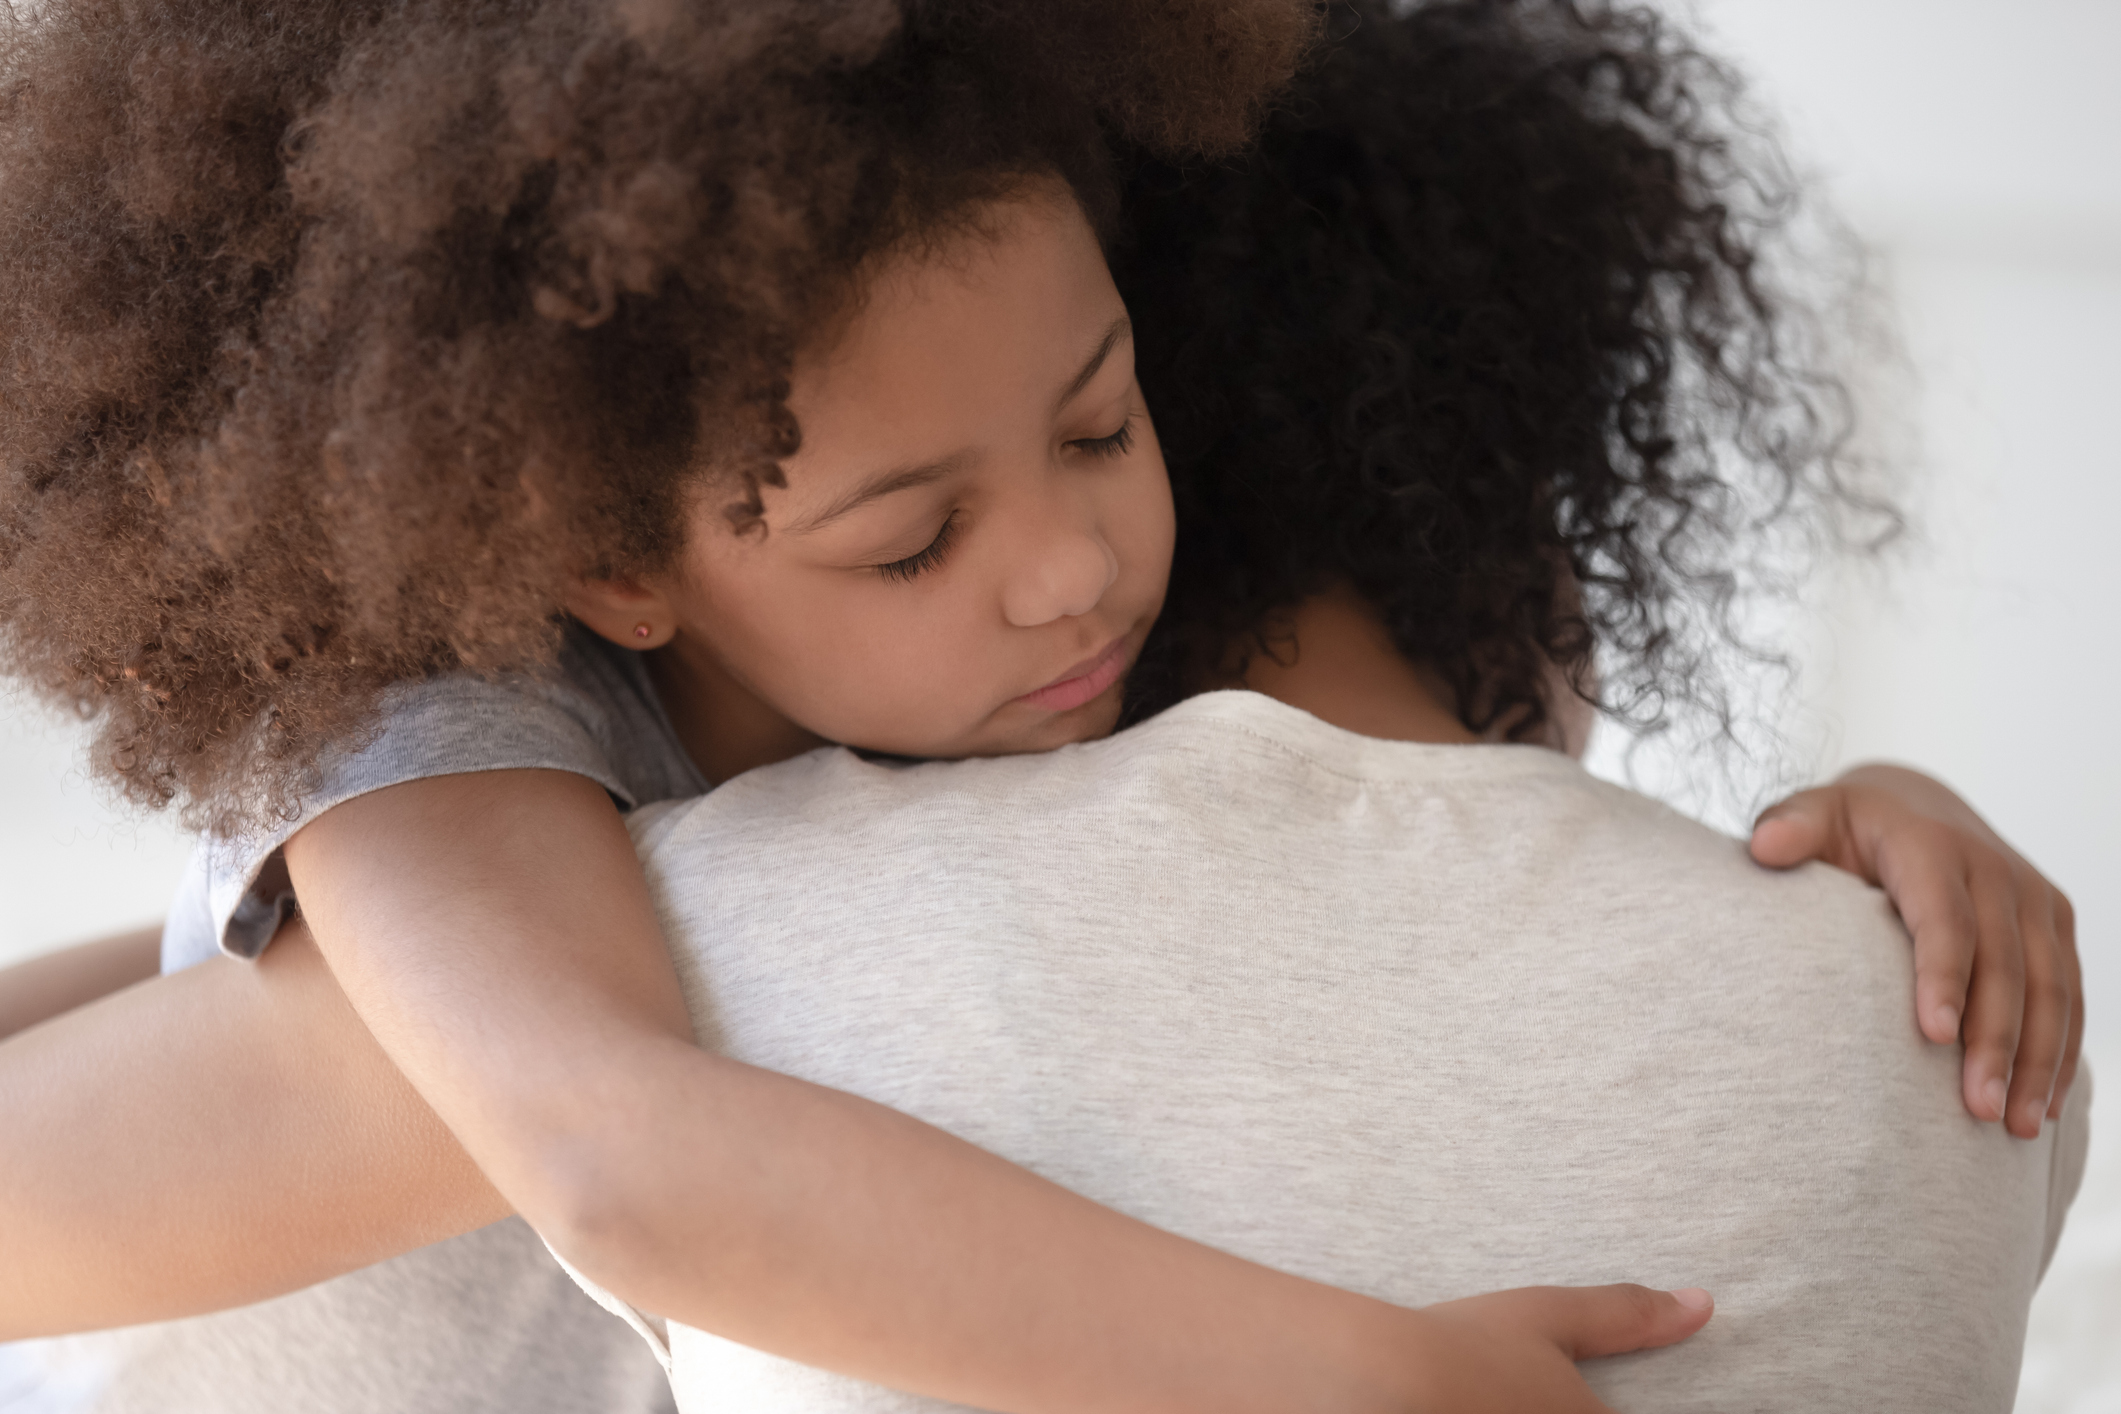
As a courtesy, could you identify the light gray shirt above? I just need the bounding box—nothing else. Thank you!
[3,624,696,1414]
[578,690,2088,1413]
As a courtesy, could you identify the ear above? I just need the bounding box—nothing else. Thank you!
[565,573,681,651]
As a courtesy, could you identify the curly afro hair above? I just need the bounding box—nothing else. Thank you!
[0,0,1318,830]
[1119,0,1891,748]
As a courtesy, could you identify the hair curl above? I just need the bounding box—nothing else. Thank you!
[0,0,1318,829]
[1120,0,1892,749]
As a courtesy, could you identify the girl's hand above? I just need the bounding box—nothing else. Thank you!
[1749,764,2081,1139]
[1399,1284,1713,1413]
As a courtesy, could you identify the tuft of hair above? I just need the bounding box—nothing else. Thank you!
[0,0,1320,831]
[1119,0,1896,757]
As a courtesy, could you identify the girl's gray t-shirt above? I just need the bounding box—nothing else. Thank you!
[162,620,710,971]
[2,622,702,1414]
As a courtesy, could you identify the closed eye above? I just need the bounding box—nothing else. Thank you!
[874,509,961,583]
[1067,417,1135,460]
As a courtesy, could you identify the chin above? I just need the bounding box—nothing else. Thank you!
[964,677,1131,759]
[1047,685,1126,746]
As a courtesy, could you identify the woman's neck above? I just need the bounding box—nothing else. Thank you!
[1228,585,1479,747]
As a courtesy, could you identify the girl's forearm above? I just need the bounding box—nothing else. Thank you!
[0,934,505,1339]
[285,770,1430,1412]
[551,1038,1424,1414]
[0,925,162,1042]
[0,927,1423,1410]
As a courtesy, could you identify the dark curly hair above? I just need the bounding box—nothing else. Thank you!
[1119,0,1891,750]
[0,0,1317,830]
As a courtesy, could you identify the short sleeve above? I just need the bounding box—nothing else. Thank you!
[201,667,643,961]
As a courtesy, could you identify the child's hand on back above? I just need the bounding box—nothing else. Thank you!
[1398,1284,1714,1413]
[1749,763,2080,1138]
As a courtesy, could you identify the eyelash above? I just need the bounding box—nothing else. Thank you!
[875,509,961,583]
[1070,417,1135,459]
[871,420,1132,584]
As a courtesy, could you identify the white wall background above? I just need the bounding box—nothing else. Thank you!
[0,697,192,962]
[1,0,2114,1402]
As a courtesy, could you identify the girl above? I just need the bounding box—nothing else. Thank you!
[0,0,2079,1410]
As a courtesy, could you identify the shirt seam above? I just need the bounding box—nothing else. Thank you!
[1178,708,1574,788]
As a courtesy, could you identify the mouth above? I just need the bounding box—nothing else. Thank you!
[1014,633,1135,713]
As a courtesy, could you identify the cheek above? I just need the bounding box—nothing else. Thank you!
[682,554,842,699]
[715,568,1004,738]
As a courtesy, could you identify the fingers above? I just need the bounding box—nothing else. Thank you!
[2003,884,2068,1138]
[1526,1283,1715,1361]
[1749,789,1843,871]
[1786,769,2081,1137]
[1893,839,2074,1136]
[1881,832,1980,1047]
[2052,891,2084,1120]
[1958,858,2026,1127]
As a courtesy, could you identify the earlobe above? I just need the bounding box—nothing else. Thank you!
[564,575,678,651]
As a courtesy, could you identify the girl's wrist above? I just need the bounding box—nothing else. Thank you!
[1263,1286,1436,1414]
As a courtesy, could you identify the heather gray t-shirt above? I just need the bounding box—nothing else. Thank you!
[162,620,708,971]
[1,623,698,1414]
[574,690,2087,1413]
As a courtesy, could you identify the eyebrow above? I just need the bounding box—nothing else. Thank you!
[785,456,963,536]
[786,315,1133,537]
[1054,315,1134,415]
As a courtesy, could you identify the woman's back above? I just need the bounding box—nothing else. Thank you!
[610,690,2085,1412]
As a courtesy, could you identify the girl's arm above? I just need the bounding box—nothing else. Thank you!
[0,773,1705,1414]
[280,767,1448,1411]
[1750,762,2082,1139]
[0,929,505,1329]
[0,925,162,1042]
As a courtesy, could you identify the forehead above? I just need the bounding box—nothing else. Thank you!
[775,190,1126,501]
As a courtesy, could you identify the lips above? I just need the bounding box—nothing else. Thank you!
[1014,635,1133,713]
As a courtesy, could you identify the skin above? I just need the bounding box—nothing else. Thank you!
[0,185,2079,1408]
[1753,768,2082,1138]
[0,924,500,1318]
[577,190,1172,781]
[0,925,159,1043]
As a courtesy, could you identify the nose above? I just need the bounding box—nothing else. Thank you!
[999,503,1121,628]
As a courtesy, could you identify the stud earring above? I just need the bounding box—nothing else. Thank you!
[633,622,654,641]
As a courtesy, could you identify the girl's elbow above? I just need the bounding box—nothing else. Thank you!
[513,1132,673,1301]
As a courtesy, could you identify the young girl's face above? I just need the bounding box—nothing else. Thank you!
[581,185,1173,773]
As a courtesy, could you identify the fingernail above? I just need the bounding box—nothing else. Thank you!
[1671,1288,1713,1311]
[1983,1078,2009,1120]
[1933,1004,1961,1037]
